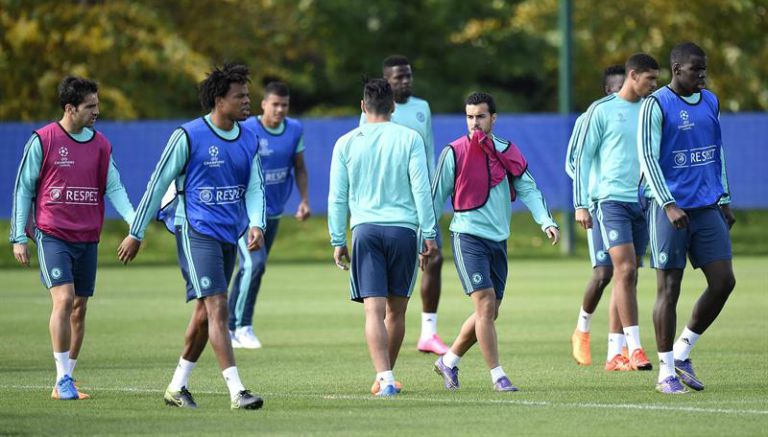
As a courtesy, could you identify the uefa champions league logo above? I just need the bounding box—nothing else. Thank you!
[258,138,274,156]
[677,110,695,131]
[59,147,69,158]
[55,146,74,167]
[204,145,225,168]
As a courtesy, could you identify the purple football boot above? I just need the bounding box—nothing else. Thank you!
[655,376,689,394]
[434,357,459,390]
[493,376,520,392]
[675,359,704,391]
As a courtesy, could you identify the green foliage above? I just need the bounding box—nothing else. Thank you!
[1,0,766,120]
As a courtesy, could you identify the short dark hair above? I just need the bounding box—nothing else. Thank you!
[57,76,98,109]
[625,53,660,74]
[382,55,410,71]
[465,92,496,114]
[670,42,706,66]
[198,63,250,111]
[602,64,626,87]
[264,81,289,98]
[363,78,394,115]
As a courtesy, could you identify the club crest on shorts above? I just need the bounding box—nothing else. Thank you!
[608,230,619,241]
[200,276,212,289]
[50,267,62,279]
[658,252,668,265]
[471,273,483,285]
[596,251,607,261]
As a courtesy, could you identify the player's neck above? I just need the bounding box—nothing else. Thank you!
[365,113,391,123]
[260,115,281,129]
[59,116,85,135]
[670,81,695,97]
[617,85,641,103]
[210,111,235,131]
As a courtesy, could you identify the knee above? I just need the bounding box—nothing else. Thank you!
[713,274,736,296]
[426,251,443,273]
[593,267,613,289]
[613,261,637,282]
[656,280,681,304]
[52,293,74,313]
[71,300,88,322]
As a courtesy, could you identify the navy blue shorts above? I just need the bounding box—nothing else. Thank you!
[175,223,237,302]
[350,224,418,303]
[34,229,98,297]
[587,205,611,268]
[646,203,731,270]
[451,232,507,300]
[595,200,649,257]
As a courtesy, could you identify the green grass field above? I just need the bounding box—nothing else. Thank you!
[1,258,766,436]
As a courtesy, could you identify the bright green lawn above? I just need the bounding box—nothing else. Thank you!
[1,258,766,436]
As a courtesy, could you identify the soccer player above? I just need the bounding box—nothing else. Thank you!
[117,63,265,409]
[329,79,438,397]
[566,65,627,367]
[10,76,136,400]
[228,80,310,349]
[573,53,660,372]
[433,92,559,392]
[638,42,736,394]
[360,55,448,355]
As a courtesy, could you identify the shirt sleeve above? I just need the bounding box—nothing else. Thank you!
[564,114,586,179]
[572,105,602,209]
[327,137,349,247]
[10,134,43,244]
[245,153,266,229]
[424,105,436,178]
[514,170,558,231]
[358,112,366,127]
[129,129,189,240]
[295,135,305,154]
[408,134,437,240]
[105,157,136,226]
[637,97,676,207]
[432,147,455,221]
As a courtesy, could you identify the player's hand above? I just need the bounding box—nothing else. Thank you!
[664,203,689,229]
[295,199,311,222]
[545,226,560,246]
[13,243,29,266]
[574,208,592,230]
[247,226,265,251]
[334,246,350,271]
[419,239,438,271]
[720,204,736,229]
[117,236,141,265]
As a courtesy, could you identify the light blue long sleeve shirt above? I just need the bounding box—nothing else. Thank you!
[573,94,644,209]
[328,121,437,247]
[129,114,266,240]
[565,113,600,204]
[637,91,731,207]
[10,128,135,244]
[359,96,435,178]
[432,137,558,242]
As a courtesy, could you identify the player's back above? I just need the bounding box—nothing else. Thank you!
[334,122,426,226]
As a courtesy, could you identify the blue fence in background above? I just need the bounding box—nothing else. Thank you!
[2,113,766,219]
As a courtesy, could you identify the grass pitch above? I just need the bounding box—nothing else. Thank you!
[1,258,766,435]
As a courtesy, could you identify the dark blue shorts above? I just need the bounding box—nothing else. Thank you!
[34,229,98,297]
[350,224,418,303]
[595,200,649,256]
[587,205,611,268]
[646,202,732,270]
[175,223,237,302]
[451,232,507,300]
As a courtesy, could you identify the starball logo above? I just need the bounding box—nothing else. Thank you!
[677,110,695,131]
[54,146,75,167]
[204,145,225,168]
